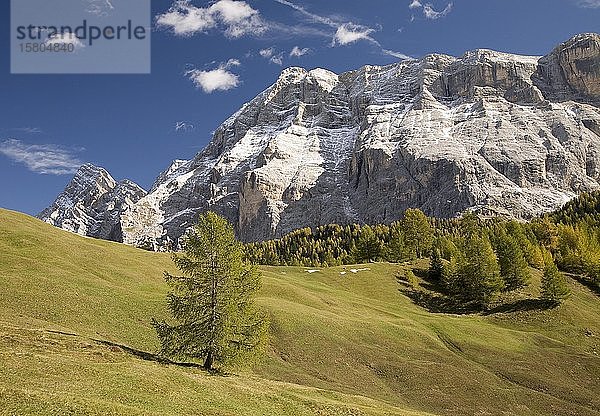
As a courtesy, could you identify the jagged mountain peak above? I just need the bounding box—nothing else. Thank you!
[39,163,146,241]
[558,32,600,48]
[150,159,191,193]
[41,33,600,248]
[54,163,116,205]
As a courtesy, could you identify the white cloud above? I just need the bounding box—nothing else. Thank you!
[409,0,422,9]
[276,0,410,59]
[270,53,284,65]
[576,0,600,7]
[275,0,378,47]
[44,33,85,50]
[289,46,310,57]
[210,0,266,37]
[0,139,83,175]
[332,23,377,46]
[423,2,453,19]
[175,121,195,132]
[382,49,412,60]
[156,0,267,38]
[258,48,284,65]
[259,47,275,58]
[225,58,241,67]
[85,0,114,16]
[156,1,214,36]
[185,60,241,93]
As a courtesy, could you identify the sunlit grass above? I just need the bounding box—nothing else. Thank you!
[1,209,599,415]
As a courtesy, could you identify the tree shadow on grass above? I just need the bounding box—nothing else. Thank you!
[482,298,556,315]
[42,328,229,375]
[93,339,203,369]
[567,273,600,297]
[400,286,483,314]
[396,272,482,315]
[397,269,553,316]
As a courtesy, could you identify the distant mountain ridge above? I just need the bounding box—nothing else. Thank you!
[40,33,600,248]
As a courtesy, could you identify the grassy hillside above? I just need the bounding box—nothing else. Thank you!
[1,208,599,415]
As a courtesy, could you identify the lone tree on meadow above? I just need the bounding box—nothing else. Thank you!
[152,212,268,371]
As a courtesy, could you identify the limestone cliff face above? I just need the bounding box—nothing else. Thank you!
[41,34,600,246]
[39,164,146,241]
[535,33,600,103]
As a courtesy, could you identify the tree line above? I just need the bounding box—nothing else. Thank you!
[246,191,600,306]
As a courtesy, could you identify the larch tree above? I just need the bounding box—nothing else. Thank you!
[429,247,444,282]
[494,231,531,291]
[152,212,268,371]
[458,235,504,306]
[540,250,571,304]
[400,209,433,259]
[353,226,383,263]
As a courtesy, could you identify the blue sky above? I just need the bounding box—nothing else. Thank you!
[1,0,599,215]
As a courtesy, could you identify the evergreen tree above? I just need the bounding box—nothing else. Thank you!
[540,251,571,304]
[429,247,444,281]
[458,236,504,306]
[529,245,546,270]
[531,216,559,250]
[494,232,530,291]
[400,209,433,259]
[505,221,544,269]
[442,255,460,295]
[152,212,268,371]
[385,224,405,262]
[460,212,481,238]
[353,226,383,263]
[405,270,419,289]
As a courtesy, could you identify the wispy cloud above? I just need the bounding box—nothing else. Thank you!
[259,47,275,58]
[185,59,241,93]
[575,0,600,7]
[0,139,83,175]
[270,53,284,65]
[274,0,339,27]
[408,1,453,20]
[11,127,42,134]
[257,48,285,65]
[160,0,411,64]
[275,0,409,58]
[289,46,310,57]
[175,121,195,132]
[275,0,377,46]
[423,2,453,19]
[156,0,268,38]
[85,0,114,16]
[382,49,412,60]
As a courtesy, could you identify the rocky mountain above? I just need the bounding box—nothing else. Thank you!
[39,164,147,242]
[40,33,600,247]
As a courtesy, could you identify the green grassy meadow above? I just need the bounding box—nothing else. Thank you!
[1,208,599,415]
